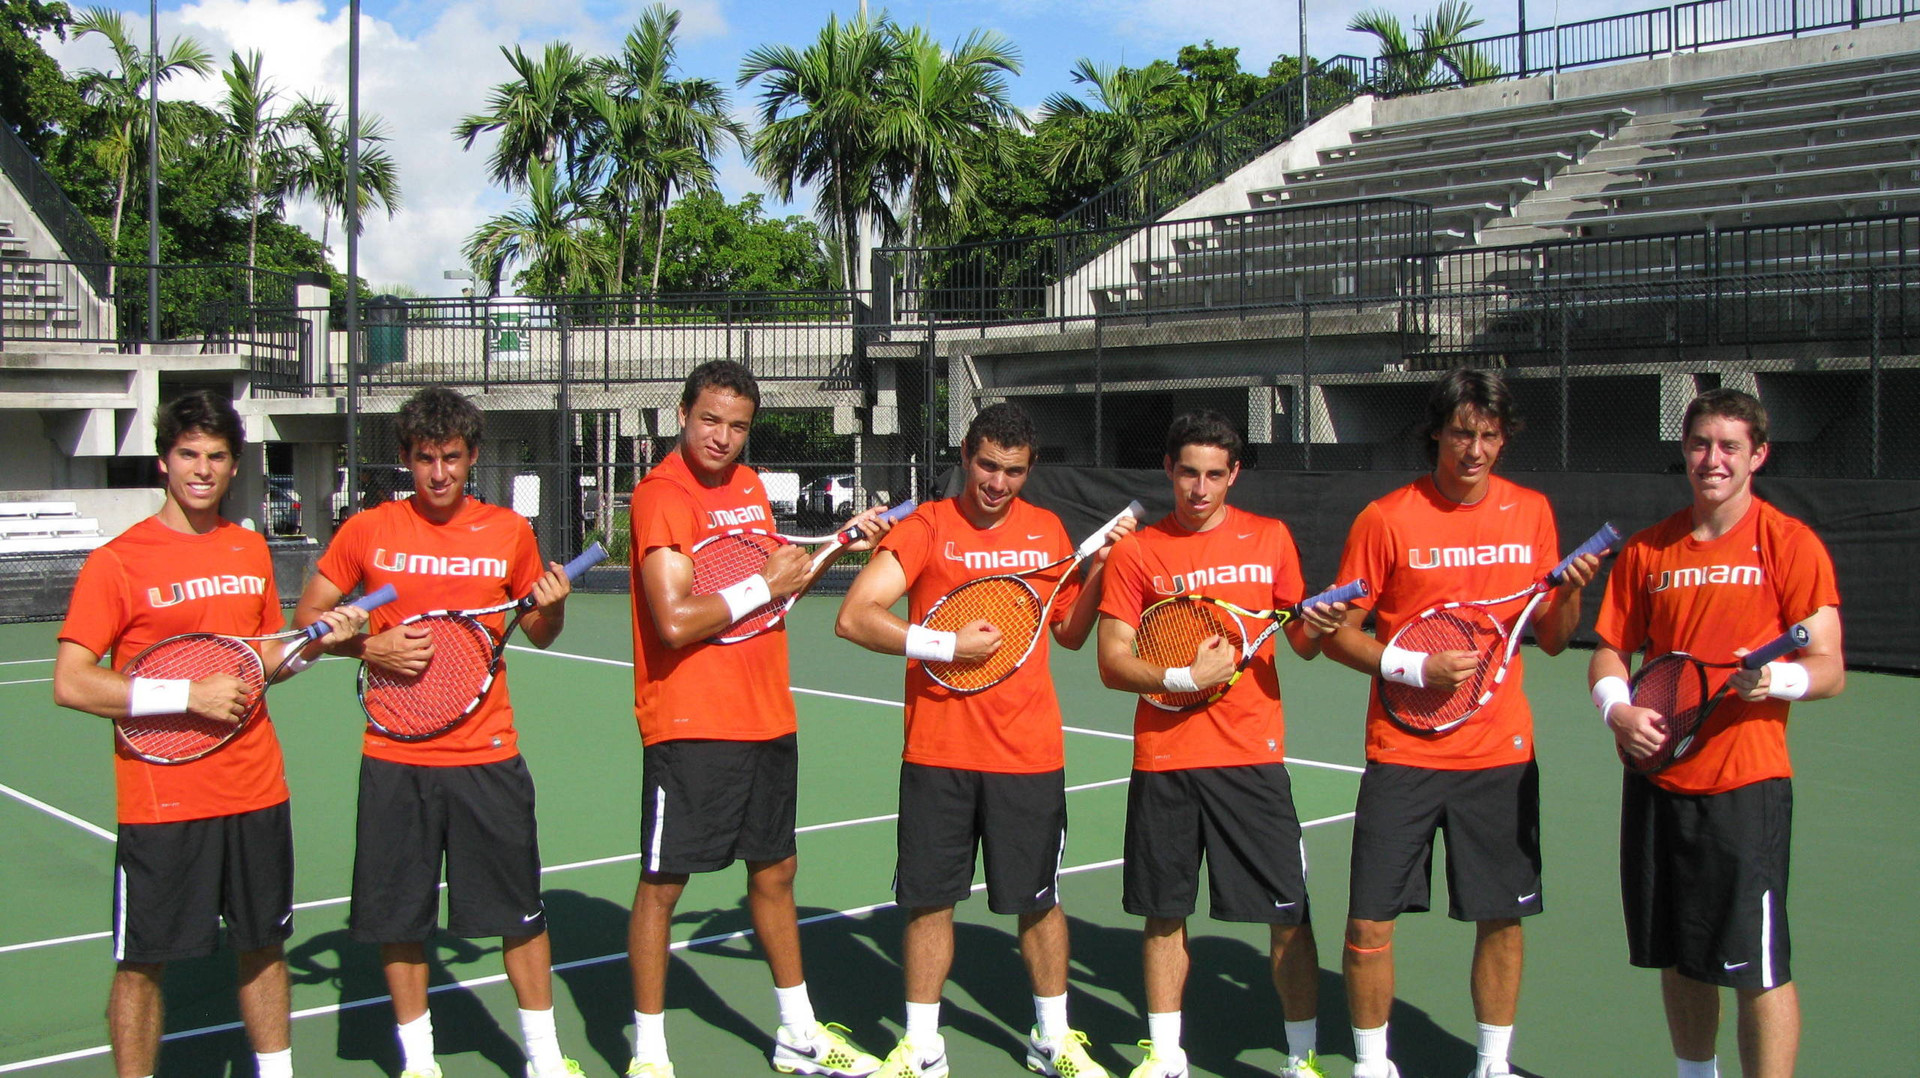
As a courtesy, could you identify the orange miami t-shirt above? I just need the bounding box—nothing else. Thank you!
[318,496,544,767]
[1595,498,1838,796]
[1336,474,1560,769]
[60,517,290,824]
[1100,507,1308,772]
[629,450,795,746]
[882,497,1076,774]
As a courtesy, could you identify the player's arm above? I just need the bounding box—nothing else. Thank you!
[835,549,1001,662]
[515,561,574,649]
[1728,604,1845,702]
[1282,599,1352,660]
[797,505,900,597]
[1532,550,1602,656]
[1053,513,1137,650]
[1588,642,1665,761]
[1096,614,1235,695]
[1320,606,1477,691]
[53,641,252,726]
[294,573,431,676]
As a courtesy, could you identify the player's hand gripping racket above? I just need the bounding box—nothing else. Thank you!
[921,500,1144,693]
[1618,623,1810,774]
[1379,522,1620,735]
[1136,580,1370,711]
[358,544,607,740]
[117,584,399,764]
[693,499,919,643]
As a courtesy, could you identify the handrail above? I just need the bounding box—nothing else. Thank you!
[0,123,111,293]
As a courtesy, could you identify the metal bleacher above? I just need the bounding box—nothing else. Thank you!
[0,501,106,554]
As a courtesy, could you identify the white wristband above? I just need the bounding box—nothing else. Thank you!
[1161,666,1201,694]
[277,639,315,676]
[1591,675,1631,726]
[718,575,772,622]
[1379,644,1428,688]
[1765,661,1810,701]
[128,677,190,718]
[904,624,957,663]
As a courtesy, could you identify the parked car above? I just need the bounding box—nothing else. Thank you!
[800,474,856,523]
[266,476,302,535]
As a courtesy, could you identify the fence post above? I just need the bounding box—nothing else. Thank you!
[1301,303,1314,470]
[1559,288,1571,471]
[1869,270,1882,478]
[557,301,574,543]
[1093,313,1105,468]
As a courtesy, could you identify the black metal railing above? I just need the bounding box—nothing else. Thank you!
[1051,56,1370,267]
[886,196,1433,327]
[1373,0,1920,91]
[0,122,111,293]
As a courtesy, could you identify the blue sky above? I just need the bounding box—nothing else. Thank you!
[43,0,1646,291]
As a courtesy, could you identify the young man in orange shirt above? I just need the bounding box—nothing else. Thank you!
[836,402,1133,1078]
[54,390,366,1078]
[1589,389,1844,1078]
[1095,411,1346,1078]
[627,359,891,1078]
[1319,369,1600,1078]
[296,386,584,1078]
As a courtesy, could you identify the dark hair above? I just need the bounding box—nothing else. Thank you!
[154,389,244,457]
[1420,367,1524,464]
[680,359,760,413]
[1164,410,1244,469]
[962,402,1037,459]
[1683,387,1769,448]
[395,385,483,454]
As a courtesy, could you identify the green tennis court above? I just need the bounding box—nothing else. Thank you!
[1,594,1913,1076]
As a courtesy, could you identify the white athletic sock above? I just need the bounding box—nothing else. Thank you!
[774,981,818,1035]
[1676,1057,1718,1078]
[1475,1022,1513,1073]
[632,1009,669,1065]
[1352,1023,1388,1066]
[519,1007,565,1077]
[1284,1017,1317,1061]
[255,1048,293,1078]
[1033,992,1070,1041]
[905,1000,942,1043]
[1146,1010,1182,1053]
[396,1012,435,1074]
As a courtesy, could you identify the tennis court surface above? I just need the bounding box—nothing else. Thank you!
[2,593,1913,1076]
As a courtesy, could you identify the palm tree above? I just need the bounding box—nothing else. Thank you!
[69,6,213,289]
[1037,58,1186,220]
[463,159,612,296]
[875,24,1022,253]
[213,50,296,297]
[1350,0,1500,95]
[739,11,900,292]
[282,94,402,264]
[454,42,596,191]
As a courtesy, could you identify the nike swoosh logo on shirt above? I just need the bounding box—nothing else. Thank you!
[1027,533,1044,540]
[742,486,755,494]
[1238,532,1255,540]
[1499,503,1518,511]
[469,524,488,532]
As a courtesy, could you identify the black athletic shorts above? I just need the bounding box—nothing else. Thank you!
[1124,764,1310,924]
[895,763,1066,916]
[349,755,545,943]
[1622,773,1793,990]
[1348,760,1543,923]
[640,735,798,875]
[113,800,294,964]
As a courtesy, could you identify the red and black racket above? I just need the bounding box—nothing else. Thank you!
[1135,580,1370,711]
[358,544,606,741]
[1379,523,1620,734]
[691,499,918,643]
[921,500,1143,693]
[1620,623,1810,774]
[117,584,398,764]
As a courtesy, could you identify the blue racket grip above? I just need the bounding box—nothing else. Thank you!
[1741,624,1811,669]
[1301,579,1369,610]
[1548,522,1621,585]
[562,542,610,582]
[303,584,397,641]
[844,499,918,543]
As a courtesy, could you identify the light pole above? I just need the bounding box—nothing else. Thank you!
[146,0,159,342]
[345,0,361,516]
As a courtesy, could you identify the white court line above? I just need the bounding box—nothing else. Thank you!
[0,782,114,842]
[0,678,51,687]
[0,809,1358,1073]
[0,658,52,667]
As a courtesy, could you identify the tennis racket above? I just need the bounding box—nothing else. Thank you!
[1379,522,1621,735]
[692,499,919,643]
[358,544,608,741]
[1619,623,1810,774]
[1136,579,1371,711]
[922,500,1144,693]
[117,584,399,764]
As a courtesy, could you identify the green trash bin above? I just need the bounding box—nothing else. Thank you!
[366,294,406,366]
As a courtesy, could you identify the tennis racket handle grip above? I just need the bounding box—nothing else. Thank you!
[563,543,610,581]
[845,498,919,542]
[1742,624,1811,668]
[1304,579,1369,608]
[1549,522,1622,584]
[304,584,398,640]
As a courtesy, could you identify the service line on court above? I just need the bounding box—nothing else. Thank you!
[0,809,1359,1074]
[0,781,114,842]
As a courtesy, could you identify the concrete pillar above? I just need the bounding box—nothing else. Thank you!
[292,442,334,541]
[294,272,331,386]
